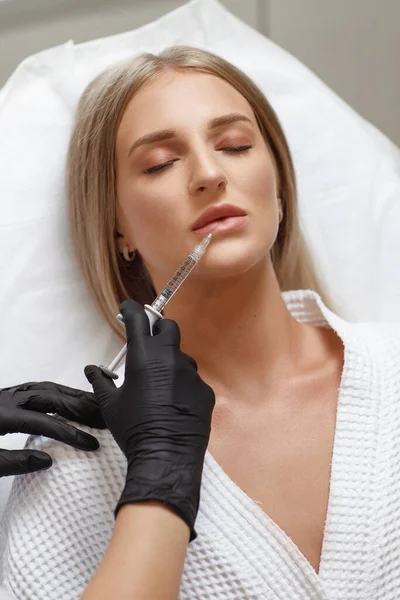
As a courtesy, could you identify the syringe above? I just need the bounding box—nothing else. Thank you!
[99,231,215,380]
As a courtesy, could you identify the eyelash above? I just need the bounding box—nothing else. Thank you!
[143,145,253,175]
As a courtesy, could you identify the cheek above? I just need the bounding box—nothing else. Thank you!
[236,155,277,204]
[117,184,182,247]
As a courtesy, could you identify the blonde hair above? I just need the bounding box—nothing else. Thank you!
[67,45,336,341]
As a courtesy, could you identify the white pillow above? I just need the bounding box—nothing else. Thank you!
[1,0,400,506]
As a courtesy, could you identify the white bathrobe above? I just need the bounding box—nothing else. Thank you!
[1,289,400,599]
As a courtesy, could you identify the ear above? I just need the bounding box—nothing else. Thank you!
[115,230,127,255]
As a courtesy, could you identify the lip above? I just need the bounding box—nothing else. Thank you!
[192,215,248,236]
[191,202,247,231]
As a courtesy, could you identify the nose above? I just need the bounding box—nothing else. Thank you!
[188,151,228,196]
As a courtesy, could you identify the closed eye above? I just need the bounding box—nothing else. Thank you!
[143,145,253,175]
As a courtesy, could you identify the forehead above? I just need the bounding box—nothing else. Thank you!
[118,70,256,139]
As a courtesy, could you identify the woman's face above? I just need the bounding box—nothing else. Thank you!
[115,70,280,292]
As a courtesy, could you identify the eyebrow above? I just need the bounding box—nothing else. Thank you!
[127,112,253,157]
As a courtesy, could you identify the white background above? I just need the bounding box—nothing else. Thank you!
[0,0,399,147]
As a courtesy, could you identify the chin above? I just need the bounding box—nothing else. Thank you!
[194,241,270,278]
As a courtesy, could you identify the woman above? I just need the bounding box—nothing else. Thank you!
[1,46,398,599]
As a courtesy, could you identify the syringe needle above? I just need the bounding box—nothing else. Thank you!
[99,231,215,379]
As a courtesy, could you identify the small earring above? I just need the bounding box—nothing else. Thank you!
[122,246,136,261]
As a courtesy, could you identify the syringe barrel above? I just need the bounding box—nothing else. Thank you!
[152,256,196,313]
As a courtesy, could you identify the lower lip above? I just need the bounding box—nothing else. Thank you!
[192,215,248,236]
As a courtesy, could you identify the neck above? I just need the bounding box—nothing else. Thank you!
[162,257,311,406]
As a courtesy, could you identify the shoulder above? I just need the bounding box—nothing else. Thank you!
[1,426,125,599]
[345,321,400,410]
[353,321,400,360]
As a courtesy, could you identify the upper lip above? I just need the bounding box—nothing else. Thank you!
[191,203,247,230]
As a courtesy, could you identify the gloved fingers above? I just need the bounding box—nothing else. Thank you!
[152,318,181,346]
[84,365,116,400]
[152,319,197,370]
[119,299,152,341]
[182,353,198,372]
[9,410,100,451]
[0,381,40,394]
[1,381,93,398]
[0,448,52,477]
[17,391,106,429]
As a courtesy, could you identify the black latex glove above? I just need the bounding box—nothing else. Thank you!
[84,299,216,542]
[0,381,105,477]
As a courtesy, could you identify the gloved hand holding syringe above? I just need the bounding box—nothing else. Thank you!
[99,225,218,380]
